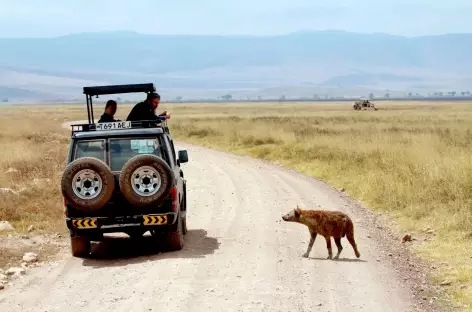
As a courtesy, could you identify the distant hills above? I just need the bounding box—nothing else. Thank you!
[1,30,472,101]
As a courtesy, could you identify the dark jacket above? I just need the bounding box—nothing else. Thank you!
[98,113,118,123]
[126,101,162,122]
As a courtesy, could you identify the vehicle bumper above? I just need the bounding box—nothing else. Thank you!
[65,212,178,234]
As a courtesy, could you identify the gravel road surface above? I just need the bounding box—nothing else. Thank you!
[0,122,439,311]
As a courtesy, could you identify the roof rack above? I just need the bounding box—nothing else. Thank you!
[83,83,156,97]
[70,118,169,135]
[82,83,157,124]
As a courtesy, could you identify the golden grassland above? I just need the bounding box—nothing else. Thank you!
[0,107,75,232]
[167,100,472,310]
[0,100,471,309]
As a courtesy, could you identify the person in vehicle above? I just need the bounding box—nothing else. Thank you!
[98,100,120,123]
[126,93,170,122]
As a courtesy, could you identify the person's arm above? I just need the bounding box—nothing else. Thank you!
[126,105,139,121]
[151,112,162,120]
[157,111,170,119]
[150,114,165,122]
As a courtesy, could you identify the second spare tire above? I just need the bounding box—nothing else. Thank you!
[119,154,174,207]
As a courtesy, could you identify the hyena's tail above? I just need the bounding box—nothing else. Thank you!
[341,216,350,237]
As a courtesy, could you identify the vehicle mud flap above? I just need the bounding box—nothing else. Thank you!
[61,157,115,212]
[166,213,184,251]
[119,154,174,208]
[70,236,91,258]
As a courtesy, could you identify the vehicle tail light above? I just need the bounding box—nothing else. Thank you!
[170,186,178,211]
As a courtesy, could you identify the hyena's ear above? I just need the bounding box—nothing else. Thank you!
[295,207,301,216]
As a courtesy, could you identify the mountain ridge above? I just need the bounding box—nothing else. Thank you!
[1,30,471,100]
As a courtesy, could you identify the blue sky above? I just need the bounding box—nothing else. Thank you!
[1,0,472,37]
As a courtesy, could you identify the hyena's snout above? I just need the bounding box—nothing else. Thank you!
[281,214,295,221]
[282,209,299,222]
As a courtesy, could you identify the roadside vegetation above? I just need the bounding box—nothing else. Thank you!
[0,101,470,309]
[167,101,472,310]
[0,106,81,232]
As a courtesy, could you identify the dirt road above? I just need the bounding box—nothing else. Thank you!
[0,126,440,311]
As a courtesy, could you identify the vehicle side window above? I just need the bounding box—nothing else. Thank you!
[163,136,175,168]
[74,140,106,162]
[168,138,177,164]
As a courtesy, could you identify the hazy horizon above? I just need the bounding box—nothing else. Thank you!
[2,0,472,38]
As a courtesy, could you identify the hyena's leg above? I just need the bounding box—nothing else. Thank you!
[334,237,343,259]
[325,236,333,259]
[302,231,317,258]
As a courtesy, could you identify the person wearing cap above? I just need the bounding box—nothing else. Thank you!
[98,100,121,123]
[126,92,170,122]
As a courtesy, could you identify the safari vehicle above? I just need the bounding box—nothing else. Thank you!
[61,83,189,257]
[353,99,378,110]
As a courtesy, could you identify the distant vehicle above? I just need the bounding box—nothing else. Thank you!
[61,83,189,257]
[353,99,378,110]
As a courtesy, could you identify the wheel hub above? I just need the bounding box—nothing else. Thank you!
[131,166,161,196]
[72,169,102,199]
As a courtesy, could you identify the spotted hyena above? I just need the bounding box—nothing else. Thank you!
[282,206,361,260]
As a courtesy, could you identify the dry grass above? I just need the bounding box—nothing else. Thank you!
[0,105,84,233]
[0,101,471,309]
[164,100,472,310]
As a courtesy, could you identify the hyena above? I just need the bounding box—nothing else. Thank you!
[282,206,361,260]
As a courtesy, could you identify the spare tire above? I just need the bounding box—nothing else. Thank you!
[61,157,115,212]
[119,154,174,207]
